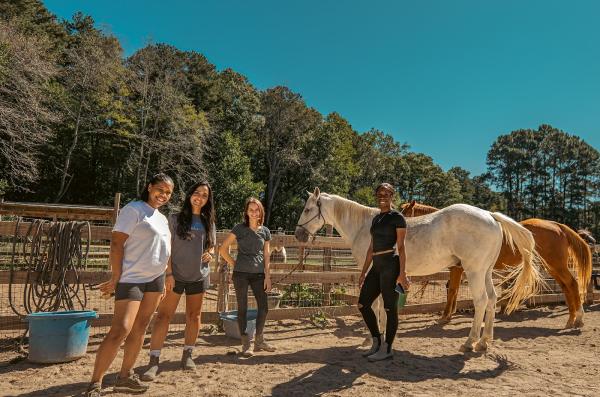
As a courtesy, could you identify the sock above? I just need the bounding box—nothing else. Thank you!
[183,345,194,352]
[150,349,161,358]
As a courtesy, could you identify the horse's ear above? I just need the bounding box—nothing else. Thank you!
[314,187,320,198]
[306,190,312,197]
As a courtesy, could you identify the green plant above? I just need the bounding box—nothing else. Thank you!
[309,310,329,329]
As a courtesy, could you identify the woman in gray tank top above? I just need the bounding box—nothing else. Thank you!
[220,197,277,357]
[141,181,217,381]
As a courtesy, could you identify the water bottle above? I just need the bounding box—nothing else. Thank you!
[395,283,407,308]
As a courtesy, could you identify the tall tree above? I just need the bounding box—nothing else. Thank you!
[0,20,58,192]
[205,131,264,228]
[257,86,321,224]
[50,13,124,202]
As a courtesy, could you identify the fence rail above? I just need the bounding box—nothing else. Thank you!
[0,199,598,337]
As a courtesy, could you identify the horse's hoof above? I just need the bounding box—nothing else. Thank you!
[573,319,584,329]
[459,343,474,353]
[565,319,575,329]
[436,317,451,325]
[474,340,489,352]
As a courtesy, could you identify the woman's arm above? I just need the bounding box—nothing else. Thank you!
[218,233,237,267]
[396,228,410,290]
[358,239,374,287]
[100,231,128,296]
[164,256,174,291]
[263,240,272,292]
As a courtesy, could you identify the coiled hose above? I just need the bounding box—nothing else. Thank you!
[9,218,91,316]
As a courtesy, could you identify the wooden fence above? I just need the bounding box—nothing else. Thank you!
[0,200,599,335]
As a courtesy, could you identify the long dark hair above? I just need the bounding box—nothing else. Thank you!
[176,181,216,248]
[243,197,265,226]
[140,173,174,202]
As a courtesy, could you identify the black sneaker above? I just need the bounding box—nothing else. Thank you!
[85,382,102,397]
[114,373,149,394]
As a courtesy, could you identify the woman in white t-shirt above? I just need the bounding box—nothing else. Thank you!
[85,173,174,397]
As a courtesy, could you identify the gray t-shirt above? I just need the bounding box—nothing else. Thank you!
[168,214,216,283]
[231,223,271,273]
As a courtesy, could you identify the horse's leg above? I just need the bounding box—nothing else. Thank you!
[547,264,583,328]
[460,269,488,353]
[439,266,463,324]
[561,274,583,328]
[475,267,497,351]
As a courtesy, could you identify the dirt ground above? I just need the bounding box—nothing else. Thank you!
[1,303,599,397]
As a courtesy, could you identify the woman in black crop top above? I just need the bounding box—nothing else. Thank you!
[358,182,410,361]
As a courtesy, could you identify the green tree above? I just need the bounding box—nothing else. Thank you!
[257,86,321,225]
[0,20,58,192]
[206,131,264,228]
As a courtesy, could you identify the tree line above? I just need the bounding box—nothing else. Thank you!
[1,1,598,235]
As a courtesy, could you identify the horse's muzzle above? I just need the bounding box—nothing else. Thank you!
[294,227,309,242]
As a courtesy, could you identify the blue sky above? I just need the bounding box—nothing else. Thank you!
[44,0,600,176]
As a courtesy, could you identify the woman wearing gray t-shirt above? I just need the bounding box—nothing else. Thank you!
[141,181,217,381]
[220,197,277,356]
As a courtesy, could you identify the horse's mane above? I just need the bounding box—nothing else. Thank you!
[400,201,439,217]
[327,194,379,225]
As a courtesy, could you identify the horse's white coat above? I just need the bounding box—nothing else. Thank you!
[295,189,541,351]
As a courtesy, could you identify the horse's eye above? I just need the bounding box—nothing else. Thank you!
[304,208,310,213]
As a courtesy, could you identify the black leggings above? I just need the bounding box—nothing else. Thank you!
[232,271,268,336]
[358,254,400,345]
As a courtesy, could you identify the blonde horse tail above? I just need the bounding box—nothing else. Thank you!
[555,222,593,301]
[490,212,546,313]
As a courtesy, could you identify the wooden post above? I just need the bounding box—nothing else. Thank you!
[298,247,305,271]
[216,244,230,328]
[112,193,121,225]
[323,224,333,305]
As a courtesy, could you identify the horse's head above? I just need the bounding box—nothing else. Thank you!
[295,187,327,242]
[400,200,439,217]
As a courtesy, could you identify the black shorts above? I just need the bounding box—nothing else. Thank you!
[173,278,209,296]
[115,273,165,301]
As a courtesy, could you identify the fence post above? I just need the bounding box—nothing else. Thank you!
[112,193,121,225]
[323,224,333,305]
[298,246,305,271]
[216,245,230,327]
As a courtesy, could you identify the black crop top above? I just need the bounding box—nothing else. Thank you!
[370,210,407,252]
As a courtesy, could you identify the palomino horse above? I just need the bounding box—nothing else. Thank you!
[401,201,593,328]
[295,188,544,352]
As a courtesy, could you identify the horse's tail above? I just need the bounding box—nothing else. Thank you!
[555,222,593,301]
[490,212,546,313]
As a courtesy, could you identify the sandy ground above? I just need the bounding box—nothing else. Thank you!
[1,303,599,397]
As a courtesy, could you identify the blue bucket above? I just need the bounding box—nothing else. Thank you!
[219,309,258,339]
[24,310,98,363]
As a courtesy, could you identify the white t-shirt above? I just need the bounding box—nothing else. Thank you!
[112,201,171,283]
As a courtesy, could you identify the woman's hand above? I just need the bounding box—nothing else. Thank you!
[396,272,411,291]
[201,252,213,263]
[264,275,272,292]
[99,277,117,298]
[165,274,174,292]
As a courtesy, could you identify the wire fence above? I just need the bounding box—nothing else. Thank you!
[1,200,599,341]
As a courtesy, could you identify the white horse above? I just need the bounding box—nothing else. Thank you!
[295,188,544,352]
